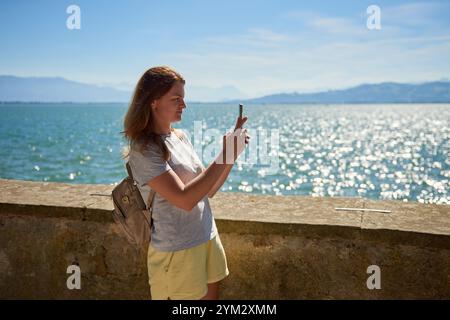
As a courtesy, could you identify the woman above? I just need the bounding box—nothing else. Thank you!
[121,66,249,300]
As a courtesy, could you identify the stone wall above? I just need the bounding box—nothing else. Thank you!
[0,178,449,299]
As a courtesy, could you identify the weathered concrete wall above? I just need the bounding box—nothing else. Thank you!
[0,178,449,299]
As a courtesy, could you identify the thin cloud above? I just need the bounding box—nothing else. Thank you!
[382,2,447,27]
[306,17,366,35]
[201,27,297,49]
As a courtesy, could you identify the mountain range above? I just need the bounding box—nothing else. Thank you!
[1,75,449,104]
[227,81,450,104]
[0,75,131,103]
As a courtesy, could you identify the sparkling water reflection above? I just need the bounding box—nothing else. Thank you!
[0,103,448,205]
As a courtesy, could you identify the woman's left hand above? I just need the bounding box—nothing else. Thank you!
[234,116,250,144]
[234,116,248,131]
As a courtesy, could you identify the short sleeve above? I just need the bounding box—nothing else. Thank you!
[178,129,206,170]
[129,142,171,187]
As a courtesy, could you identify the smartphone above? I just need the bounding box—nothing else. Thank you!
[239,103,244,119]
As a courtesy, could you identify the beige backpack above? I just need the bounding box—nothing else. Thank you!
[111,162,156,247]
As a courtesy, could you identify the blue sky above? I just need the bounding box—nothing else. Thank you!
[1,0,450,100]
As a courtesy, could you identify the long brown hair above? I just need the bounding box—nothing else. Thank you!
[120,66,185,162]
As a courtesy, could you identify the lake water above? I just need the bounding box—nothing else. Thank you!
[0,103,449,205]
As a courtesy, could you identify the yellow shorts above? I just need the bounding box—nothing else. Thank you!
[147,233,230,300]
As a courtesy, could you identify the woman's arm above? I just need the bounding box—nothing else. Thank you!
[206,116,249,198]
[147,130,247,211]
[147,151,231,211]
[205,162,233,198]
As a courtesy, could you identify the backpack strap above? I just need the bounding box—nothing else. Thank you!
[147,189,156,212]
[126,161,156,211]
[126,162,134,180]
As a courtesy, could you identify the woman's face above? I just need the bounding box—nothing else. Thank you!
[152,81,186,123]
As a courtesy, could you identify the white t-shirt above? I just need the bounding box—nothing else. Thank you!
[128,129,218,252]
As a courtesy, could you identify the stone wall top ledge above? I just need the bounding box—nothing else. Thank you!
[1,179,449,248]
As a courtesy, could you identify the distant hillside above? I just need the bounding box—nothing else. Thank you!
[0,75,248,103]
[235,81,450,104]
[1,75,450,104]
[0,75,131,102]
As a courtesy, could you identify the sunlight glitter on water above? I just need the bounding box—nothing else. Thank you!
[0,103,448,204]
